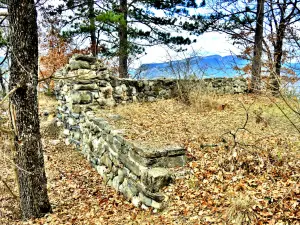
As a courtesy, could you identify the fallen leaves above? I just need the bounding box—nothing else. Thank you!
[1,94,300,224]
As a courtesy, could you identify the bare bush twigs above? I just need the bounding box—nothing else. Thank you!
[221,99,253,149]
[268,95,300,134]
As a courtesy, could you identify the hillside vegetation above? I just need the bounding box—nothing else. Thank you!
[0,93,299,224]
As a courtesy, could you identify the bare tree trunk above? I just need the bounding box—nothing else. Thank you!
[270,22,285,95]
[118,0,128,78]
[0,70,6,96]
[8,0,52,219]
[251,0,265,93]
[88,0,97,56]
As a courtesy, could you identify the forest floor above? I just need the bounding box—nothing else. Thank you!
[0,93,299,225]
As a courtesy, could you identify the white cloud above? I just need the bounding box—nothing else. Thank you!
[136,32,241,67]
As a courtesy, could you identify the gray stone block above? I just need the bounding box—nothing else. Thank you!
[71,91,93,104]
[100,153,112,170]
[151,200,164,209]
[96,165,107,177]
[74,54,97,63]
[132,196,141,207]
[135,181,166,202]
[133,145,186,159]
[74,83,99,90]
[120,178,137,200]
[117,169,125,184]
[139,193,152,207]
[112,176,120,190]
[118,153,147,177]
[141,168,172,192]
[127,179,138,196]
[70,60,91,70]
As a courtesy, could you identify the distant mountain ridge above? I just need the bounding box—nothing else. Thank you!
[135,55,248,79]
[135,55,300,79]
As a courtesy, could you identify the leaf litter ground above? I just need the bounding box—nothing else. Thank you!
[0,94,299,224]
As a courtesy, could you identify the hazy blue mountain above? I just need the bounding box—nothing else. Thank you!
[135,55,249,79]
[135,54,300,79]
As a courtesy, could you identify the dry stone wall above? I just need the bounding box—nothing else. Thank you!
[55,54,249,209]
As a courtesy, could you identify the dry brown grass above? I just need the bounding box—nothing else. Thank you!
[93,93,299,223]
[188,91,225,112]
[96,94,300,149]
[226,194,257,225]
[38,93,58,116]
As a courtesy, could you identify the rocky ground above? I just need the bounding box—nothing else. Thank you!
[0,93,299,224]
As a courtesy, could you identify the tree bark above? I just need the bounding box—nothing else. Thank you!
[88,0,97,56]
[251,0,265,93]
[8,0,52,219]
[0,70,6,96]
[118,0,128,78]
[270,22,285,95]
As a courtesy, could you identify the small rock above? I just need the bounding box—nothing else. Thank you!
[65,138,70,146]
[148,96,156,102]
[107,114,122,121]
[69,60,91,70]
[49,140,60,145]
[151,200,164,209]
[63,129,70,136]
[132,196,141,207]
[141,204,149,210]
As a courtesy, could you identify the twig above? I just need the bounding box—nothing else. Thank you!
[269,96,300,134]
[0,86,19,106]
[278,90,300,116]
[0,175,18,200]
[221,99,254,149]
[2,152,33,175]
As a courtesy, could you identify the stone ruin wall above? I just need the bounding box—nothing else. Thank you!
[54,54,249,210]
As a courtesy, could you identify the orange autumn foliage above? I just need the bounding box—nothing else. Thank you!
[39,39,70,90]
[38,19,90,91]
[39,21,72,90]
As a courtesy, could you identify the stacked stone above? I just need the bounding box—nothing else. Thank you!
[55,54,249,209]
[54,54,116,108]
[110,78,175,103]
[55,55,187,209]
[55,54,248,109]
[200,77,248,94]
[78,111,186,209]
[56,93,186,209]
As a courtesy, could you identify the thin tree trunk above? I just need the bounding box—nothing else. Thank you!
[0,72,6,96]
[88,0,97,56]
[118,0,128,78]
[270,22,285,95]
[251,0,265,93]
[8,0,52,219]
